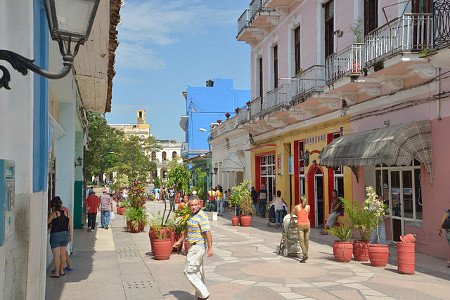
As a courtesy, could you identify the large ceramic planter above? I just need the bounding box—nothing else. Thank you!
[397,242,415,274]
[368,244,389,267]
[333,241,353,262]
[353,241,369,261]
[127,220,145,233]
[231,216,240,226]
[152,239,172,260]
[117,206,126,215]
[149,228,174,253]
[240,215,252,227]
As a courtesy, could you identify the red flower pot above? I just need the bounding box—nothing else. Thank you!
[127,221,145,233]
[240,215,252,227]
[152,239,172,260]
[149,228,174,253]
[368,244,389,267]
[117,206,126,215]
[333,241,353,262]
[397,242,415,274]
[231,216,240,226]
[353,241,369,261]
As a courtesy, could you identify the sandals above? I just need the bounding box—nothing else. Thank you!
[50,272,60,278]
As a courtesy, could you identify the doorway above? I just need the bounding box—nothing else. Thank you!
[314,170,324,227]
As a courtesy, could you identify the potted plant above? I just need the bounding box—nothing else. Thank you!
[232,180,253,227]
[152,228,173,260]
[125,206,148,232]
[342,198,372,261]
[328,224,354,262]
[117,199,129,215]
[173,204,191,253]
[364,186,389,267]
[148,213,175,256]
[228,189,241,226]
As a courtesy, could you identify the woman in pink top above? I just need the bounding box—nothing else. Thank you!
[291,195,310,263]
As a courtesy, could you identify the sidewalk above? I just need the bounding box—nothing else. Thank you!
[46,202,450,300]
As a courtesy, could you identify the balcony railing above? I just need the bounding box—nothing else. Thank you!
[434,0,450,50]
[250,0,263,20]
[248,96,263,118]
[365,13,433,66]
[263,84,292,111]
[291,65,326,101]
[326,43,364,84]
[237,9,251,36]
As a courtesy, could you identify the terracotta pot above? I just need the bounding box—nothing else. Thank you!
[240,215,252,227]
[127,220,145,233]
[117,206,126,215]
[149,228,174,253]
[184,240,190,254]
[397,242,415,274]
[152,239,172,260]
[333,241,353,262]
[231,216,240,226]
[353,241,369,261]
[368,244,389,267]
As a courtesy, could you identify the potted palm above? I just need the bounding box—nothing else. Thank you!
[125,181,148,232]
[228,189,240,226]
[328,224,354,262]
[342,198,372,261]
[148,213,175,258]
[232,181,253,227]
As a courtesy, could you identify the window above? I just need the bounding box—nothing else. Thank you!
[172,151,177,159]
[260,154,276,201]
[294,26,301,75]
[151,151,156,161]
[364,0,378,36]
[162,151,167,161]
[324,0,334,58]
[273,45,278,89]
[258,57,263,98]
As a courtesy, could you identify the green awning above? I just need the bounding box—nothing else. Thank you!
[320,120,432,180]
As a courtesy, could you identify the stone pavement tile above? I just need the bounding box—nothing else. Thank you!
[364,280,449,300]
[335,278,362,284]
[279,292,306,299]
[359,289,387,296]
[269,286,293,292]
[311,281,339,287]
[328,289,365,299]
[287,283,314,288]
[255,282,283,287]
[343,283,370,290]
[300,290,339,300]
[231,279,257,285]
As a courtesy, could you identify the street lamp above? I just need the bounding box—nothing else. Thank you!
[0,0,100,89]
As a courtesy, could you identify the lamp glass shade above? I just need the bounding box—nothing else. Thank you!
[47,0,100,44]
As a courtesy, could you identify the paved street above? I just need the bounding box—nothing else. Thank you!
[46,201,450,300]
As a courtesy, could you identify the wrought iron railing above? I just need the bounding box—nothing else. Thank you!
[248,96,263,118]
[326,43,364,84]
[365,13,433,66]
[263,84,292,111]
[290,65,326,101]
[237,9,251,37]
[250,0,263,20]
[433,1,450,50]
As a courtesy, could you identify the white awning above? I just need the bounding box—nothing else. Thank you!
[221,152,245,172]
[320,120,432,180]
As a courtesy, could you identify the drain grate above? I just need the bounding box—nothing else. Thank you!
[124,280,154,290]
[116,247,140,259]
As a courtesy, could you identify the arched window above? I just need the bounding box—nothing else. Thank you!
[172,151,177,159]
[162,151,167,161]
[151,151,156,161]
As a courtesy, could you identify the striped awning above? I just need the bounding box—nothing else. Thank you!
[320,120,432,180]
[221,152,245,172]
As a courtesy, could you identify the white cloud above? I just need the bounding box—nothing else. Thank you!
[116,43,166,70]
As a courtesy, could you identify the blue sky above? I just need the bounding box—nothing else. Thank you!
[106,0,251,141]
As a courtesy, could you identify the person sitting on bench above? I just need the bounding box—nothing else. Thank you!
[321,190,343,235]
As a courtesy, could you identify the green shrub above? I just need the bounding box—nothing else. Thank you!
[327,225,353,242]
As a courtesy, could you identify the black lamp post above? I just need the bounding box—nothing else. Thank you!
[0,0,100,89]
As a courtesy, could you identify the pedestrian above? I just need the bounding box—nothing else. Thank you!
[271,190,287,228]
[251,187,259,216]
[223,190,229,210]
[291,195,310,263]
[169,185,176,211]
[48,196,73,278]
[321,190,343,235]
[216,186,224,216]
[85,190,100,231]
[437,208,450,267]
[173,198,213,300]
[258,184,268,218]
[99,190,113,229]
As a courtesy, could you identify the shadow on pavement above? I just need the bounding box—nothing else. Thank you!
[165,290,195,299]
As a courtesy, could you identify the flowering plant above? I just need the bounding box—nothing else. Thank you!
[364,186,387,241]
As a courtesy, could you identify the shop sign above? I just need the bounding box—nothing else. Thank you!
[277,154,283,175]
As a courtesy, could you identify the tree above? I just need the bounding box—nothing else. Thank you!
[192,167,207,200]
[166,160,190,193]
[86,112,124,182]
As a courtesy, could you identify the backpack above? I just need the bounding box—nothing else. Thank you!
[443,211,450,230]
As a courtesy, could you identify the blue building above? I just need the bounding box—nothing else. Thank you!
[179,78,250,158]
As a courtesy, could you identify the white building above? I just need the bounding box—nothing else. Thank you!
[150,140,182,180]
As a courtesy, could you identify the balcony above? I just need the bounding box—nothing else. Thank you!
[365,14,433,67]
[250,0,279,28]
[237,9,251,37]
[326,43,364,86]
[291,65,326,102]
[263,84,292,112]
[248,96,263,118]
[265,0,303,10]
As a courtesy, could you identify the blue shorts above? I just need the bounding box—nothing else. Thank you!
[50,231,70,249]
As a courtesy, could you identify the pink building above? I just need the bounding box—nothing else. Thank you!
[233,0,450,259]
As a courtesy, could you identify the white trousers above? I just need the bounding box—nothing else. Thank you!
[184,244,209,299]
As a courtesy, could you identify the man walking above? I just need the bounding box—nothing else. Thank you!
[85,190,100,231]
[169,185,176,211]
[174,198,213,300]
[258,184,268,218]
[99,190,113,229]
